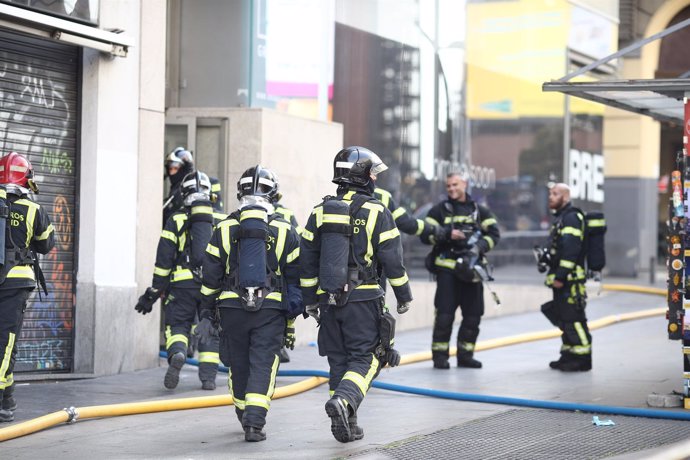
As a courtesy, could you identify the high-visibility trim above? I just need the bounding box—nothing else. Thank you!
[206,244,220,258]
[363,206,380,265]
[0,332,16,387]
[434,257,456,270]
[270,219,292,230]
[267,354,279,398]
[201,285,220,296]
[160,230,177,242]
[211,183,221,192]
[343,190,356,200]
[425,217,441,227]
[574,322,590,346]
[323,214,350,225]
[300,277,318,287]
[266,292,282,301]
[342,354,379,396]
[415,220,424,235]
[481,217,497,228]
[171,269,193,282]
[388,273,409,287]
[379,227,400,243]
[286,247,300,263]
[0,189,5,200]
[274,225,287,272]
[24,201,37,244]
[301,229,314,241]
[458,341,475,351]
[445,215,473,224]
[221,223,232,263]
[153,266,171,277]
[35,223,54,241]
[570,344,591,355]
[7,265,34,279]
[483,235,495,249]
[191,205,213,215]
[213,212,228,221]
[218,291,240,300]
[355,284,380,290]
[233,398,246,410]
[374,187,391,207]
[240,209,268,221]
[561,227,583,238]
[361,202,384,212]
[198,352,220,364]
[313,206,324,228]
[588,219,605,227]
[246,393,271,410]
[165,332,189,349]
[560,344,572,352]
[559,260,575,269]
[392,207,406,219]
[431,341,449,351]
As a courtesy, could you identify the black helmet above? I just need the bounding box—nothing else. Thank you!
[165,147,194,173]
[181,171,212,205]
[332,146,388,186]
[236,165,278,200]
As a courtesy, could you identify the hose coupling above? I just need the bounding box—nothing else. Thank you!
[63,406,79,424]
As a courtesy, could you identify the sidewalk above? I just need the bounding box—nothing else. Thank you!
[3,283,689,459]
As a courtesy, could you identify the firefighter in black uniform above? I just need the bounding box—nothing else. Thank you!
[374,187,439,239]
[197,165,302,442]
[0,152,54,423]
[421,172,500,370]
[301,146,412,443]
[539,183,591,372]
[136,171,220,390]
[163,147,225,225]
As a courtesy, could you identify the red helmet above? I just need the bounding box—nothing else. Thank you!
[0,152,36,191]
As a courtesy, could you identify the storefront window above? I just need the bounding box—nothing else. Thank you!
[1,0,99,25]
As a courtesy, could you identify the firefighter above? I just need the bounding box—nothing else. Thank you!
[136,171,220,390]
[540,183,591,372]
[196,165,302,442]
[0,152,55,423]
[421,172,500,370]
[163,147,224,225]
[300,146,412,443]
[269,173,303,364]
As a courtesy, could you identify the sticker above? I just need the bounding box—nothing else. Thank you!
[672,259,684,271]
[672,290,682,302]
[674,273,681,286]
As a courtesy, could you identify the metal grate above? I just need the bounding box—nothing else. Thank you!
[350,409,690,460]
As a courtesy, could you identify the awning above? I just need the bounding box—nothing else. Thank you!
[542,16,690,124]
[543,78,690,125]
[0,3,132,57]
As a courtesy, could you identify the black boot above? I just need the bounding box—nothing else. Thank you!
[348,414,364,441]
[432,352,450,369]
[556,355,591,372]
[164,352,186,389]
[199,362,218,390]
[457,352,482,368]
[325,397,352,443]
[244,426,267,442]
[2,384,16,412]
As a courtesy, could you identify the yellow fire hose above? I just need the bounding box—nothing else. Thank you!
[0,282,666,443]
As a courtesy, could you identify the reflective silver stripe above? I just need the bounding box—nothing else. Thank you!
[246,392,271,410]
[431,341,449,351]
[218,291,240,299]
[335,161,354,168]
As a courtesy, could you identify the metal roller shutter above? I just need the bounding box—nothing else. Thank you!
[0,28,79,373]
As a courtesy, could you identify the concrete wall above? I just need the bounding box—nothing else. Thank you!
[75,0,166,375]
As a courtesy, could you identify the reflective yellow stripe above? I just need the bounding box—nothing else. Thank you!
[425,217,440,227]
[25,202,37,244]
[483,235,495,249]
[323,214,350,225]
[431,342,449,351]
[286,247,299,263]
[201,285,220,296]
[206,243,220,258]
[267,353,279,397]
[561,227,583,238]
[388,273,409,287]
[379,227,400,243]
[481,217,497,229]
[458,341,475,351]
[211,183,221,192]
[445,215,473,224]
[313,206,324,228]
[36,223,54,241]
[240,209,268,221]
[221,224,231,269]
[213,212,228,221]
[415,220,424,236]
[301,229,314,241]
[0,189,5,200]
[172,269,194,282]
[161,230,176,242]
[559,260,575,269]
[570,344,591,355]
[0,332,15,387]
[355,284,380,290]
[165,331,189,349]
[198,352,220,364]
[300,277,318,287]
[363,206,380,265]
[233,398,246,410]
[274,224,287,274]
[392,207,406,219]
[342,354,379,396]
[588,219,605,227]
[574,322,590,346]
[374,187,391,207]
[266,292,282,301]
[191,205,213,215]
[154,266,171,277]
[434,257,456,269]
[218,291,240,300]
[246,393,271,410]
[7,265,34,279]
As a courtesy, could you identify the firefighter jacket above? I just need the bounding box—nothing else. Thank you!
[546,202,586,286]
[421,194,500,274]
[0,190,55,290]
[274,202,303,236]
[300,189,413,306]
[373,187,436,239]
[200,211,301,311]
[163,176,224,225]
[152,202,216,292]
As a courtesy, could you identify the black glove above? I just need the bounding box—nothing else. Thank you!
[397,302,411,314]
[433,225,447,243]
[306,304,320,322]
[284,318,296,350]
[384,348,401,367]
[135,287,160,315]
[194,317,219,346]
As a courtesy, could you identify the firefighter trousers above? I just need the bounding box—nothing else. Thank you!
[164,287,220,383]
[0,288,32,400]
[219,307,285,430]
[318,298,381,414]
[548,281,591,362]
[431,271,484,362]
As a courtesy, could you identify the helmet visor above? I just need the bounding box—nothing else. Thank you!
[256,176,276,195]
[369,152,388,177]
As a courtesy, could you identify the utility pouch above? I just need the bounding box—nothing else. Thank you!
[541,300,560,327]
[376,310,396,357]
